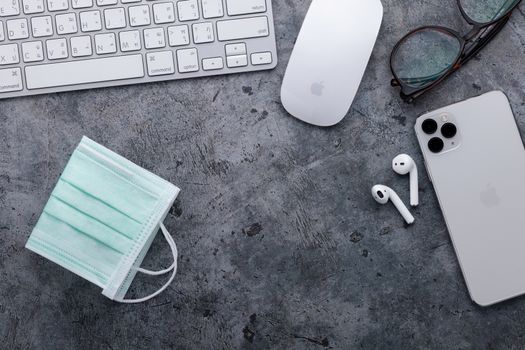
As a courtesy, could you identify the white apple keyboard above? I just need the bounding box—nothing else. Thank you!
[0,0,277,99]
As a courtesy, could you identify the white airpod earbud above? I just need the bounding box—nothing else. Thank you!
[392,154,419,207]
[371,185,415,224]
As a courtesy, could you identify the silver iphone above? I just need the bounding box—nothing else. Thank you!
[415,91,525,306]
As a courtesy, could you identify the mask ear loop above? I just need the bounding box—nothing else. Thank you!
[116,223,178,304]
[134,222,177,275]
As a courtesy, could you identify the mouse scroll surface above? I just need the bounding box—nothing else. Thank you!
[281,0,383,127]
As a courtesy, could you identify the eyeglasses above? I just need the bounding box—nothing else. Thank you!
[390,0,522,103]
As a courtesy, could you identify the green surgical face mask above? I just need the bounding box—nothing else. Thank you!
[26,136,180,303]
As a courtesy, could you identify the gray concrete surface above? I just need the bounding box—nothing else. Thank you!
[1,0,524,349]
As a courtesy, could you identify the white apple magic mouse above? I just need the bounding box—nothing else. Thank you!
[280,0,383,127]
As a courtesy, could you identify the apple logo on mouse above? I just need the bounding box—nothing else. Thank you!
[480,184,501,208]
[310,81,324,96]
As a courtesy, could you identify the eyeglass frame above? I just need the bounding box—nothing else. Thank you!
[390,0,523,103]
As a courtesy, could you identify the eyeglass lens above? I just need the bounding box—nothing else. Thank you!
[391,29,462,89]
[459,0,520,24]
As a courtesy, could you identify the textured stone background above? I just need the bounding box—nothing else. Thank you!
[1,0,524,349]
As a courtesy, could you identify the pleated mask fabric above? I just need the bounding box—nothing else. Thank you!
[26,136,180,303]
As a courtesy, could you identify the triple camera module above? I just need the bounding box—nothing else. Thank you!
[421,118,458,153]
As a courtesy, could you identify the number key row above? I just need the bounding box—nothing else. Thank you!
[0,0,230,17]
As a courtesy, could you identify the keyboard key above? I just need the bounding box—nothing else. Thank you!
[25,54,144,89]
[217,16,268,41]
[0,43,19,64]
[80,10,101,31]
[226,54,247,68]
[21,40,44,62]
[167,24,189,46]
[0,67,22,92]
[153,2,174,24]
[192,22,213,44]
[176,48,198,72]
[177,0,198,21]
[0,21,4,40]
[129,5,150,26]
[31,15,52,37]
[144,27,165,49]
[47,0,68,11]
[226,0,265,16]
[71,0,92,9]
[94,32,116,54]
[202,56,222,70]
[22,0,44,14]
[119,30,140,51]
[146,50,174,76]
[56,13,78,34]
[0,0,20,16]
[7,18,29,39]
[225,42,245,56]
[121,0,140,3]
[96,0,116,5]
[201,0,223,19]
[104,7,126,29]
[251,51,272,65]
[70,35,92,56]
[46,38,68,59]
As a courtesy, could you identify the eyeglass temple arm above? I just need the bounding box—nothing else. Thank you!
[459,15,510,68]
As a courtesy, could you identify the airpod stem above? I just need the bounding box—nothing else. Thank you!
[410,167,419,207]
[393,154,419,207]
[389,189,415,225]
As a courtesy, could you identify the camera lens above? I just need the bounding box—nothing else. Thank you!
[428,137,444,153]
[441,123,457,138]
[422,119,438,134]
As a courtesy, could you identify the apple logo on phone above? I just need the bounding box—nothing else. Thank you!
[480,184,501,208]
[310,82,324,96]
